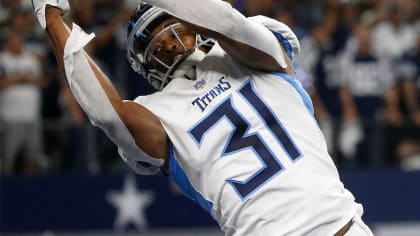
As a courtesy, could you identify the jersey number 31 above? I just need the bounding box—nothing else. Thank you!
[190,80,301,200]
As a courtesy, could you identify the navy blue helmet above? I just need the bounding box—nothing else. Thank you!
[127,3,214,90]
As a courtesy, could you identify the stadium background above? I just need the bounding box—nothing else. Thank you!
[1,0,420,235]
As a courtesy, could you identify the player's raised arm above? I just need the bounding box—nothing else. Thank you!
[140,0,299,74]
[32,0,169,174]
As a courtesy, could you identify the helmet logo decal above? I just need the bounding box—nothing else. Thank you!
[194,79,206,90]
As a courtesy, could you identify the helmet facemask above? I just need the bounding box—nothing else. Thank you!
[127,6,213,90]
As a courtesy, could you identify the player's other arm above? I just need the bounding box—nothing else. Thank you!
[182,20,294,75]
[44,6,169,164]
[142,0,297,75]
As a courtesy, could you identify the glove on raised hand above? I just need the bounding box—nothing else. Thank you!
[31,0,70,29]
[248,15,301,61]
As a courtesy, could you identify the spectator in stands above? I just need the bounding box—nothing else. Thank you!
[294,13,342,161]
[0,31,48,174]
[0,8,45,56]
[337,21,395,167]
[387,25,420,170]
[392,24,420,127]
[371,1,416,61]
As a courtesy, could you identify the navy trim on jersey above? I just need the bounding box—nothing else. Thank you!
[271,31,293,60]
[272,72,314,115]
[168,142,214,213]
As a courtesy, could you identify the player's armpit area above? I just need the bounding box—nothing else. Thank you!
[122,101,169,162]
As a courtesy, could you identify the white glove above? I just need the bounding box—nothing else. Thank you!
[338,119,364,160]
[31,0,70,29]
[248,15,300,60]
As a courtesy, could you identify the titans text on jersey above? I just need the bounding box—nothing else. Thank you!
[191,76,232,112]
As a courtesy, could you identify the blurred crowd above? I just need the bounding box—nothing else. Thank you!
[0,0,419,175]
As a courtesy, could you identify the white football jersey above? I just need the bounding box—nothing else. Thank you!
[134,43,362,235]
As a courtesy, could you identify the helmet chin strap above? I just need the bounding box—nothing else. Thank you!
[172,49,206,81]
